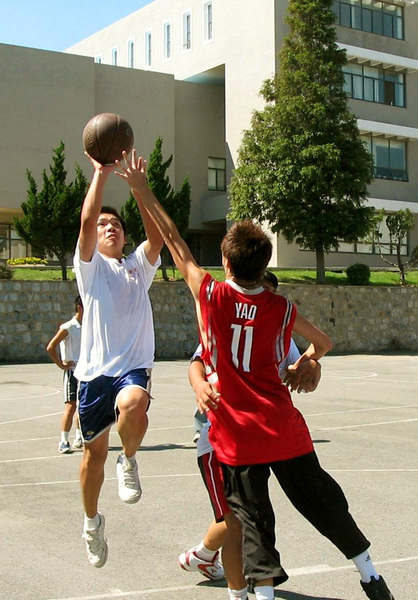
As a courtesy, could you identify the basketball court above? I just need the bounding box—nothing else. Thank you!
[0,355,417,600]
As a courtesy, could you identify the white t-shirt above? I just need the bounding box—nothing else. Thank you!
[59,316,81,365]
[73,241,160,382]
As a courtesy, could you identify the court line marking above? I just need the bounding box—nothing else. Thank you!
[0,411,62,426]
[315,417,418,431]
[0,389,61,402]
[43,556,418,600]
[1,467,417,489]
[305,403,418,418]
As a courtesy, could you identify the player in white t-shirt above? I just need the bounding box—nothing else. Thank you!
[46,295,83,453]
[73,152,163,569]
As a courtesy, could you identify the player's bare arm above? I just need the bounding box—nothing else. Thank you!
[115,150,206,300]
[189,358,220,413]
[79,153,115,262]
[46,329,73,370]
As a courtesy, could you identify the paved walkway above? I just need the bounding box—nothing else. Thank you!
[0,355,417,600]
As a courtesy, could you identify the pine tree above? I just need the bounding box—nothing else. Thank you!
[121,136,191,280]
[14,142,88,280]
[229,0,375,283]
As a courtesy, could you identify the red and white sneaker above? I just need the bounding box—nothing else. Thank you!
[178,547,224,580]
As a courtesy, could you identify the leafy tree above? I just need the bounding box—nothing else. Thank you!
[372,209,418,285]
[121,136,191,280]
[229,0,375,283]
[14,142,88,280]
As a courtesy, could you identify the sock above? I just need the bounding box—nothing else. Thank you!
[352,550,380,583]
[84,513,100,531]
[254,585,274,600]
[60,431,69,443]
[228,587,248,600]
[195,541,217,561]
[74,428,82,441]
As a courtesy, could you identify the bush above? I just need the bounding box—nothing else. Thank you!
[0,263,14,279]
[346,263,370,286]
[7,257,48,266]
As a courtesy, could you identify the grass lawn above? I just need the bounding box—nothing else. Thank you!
[9,266,418,286]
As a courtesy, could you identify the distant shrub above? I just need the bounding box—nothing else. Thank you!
[7,257,48,266]
[0,263,14,279]
[346,263,370,286]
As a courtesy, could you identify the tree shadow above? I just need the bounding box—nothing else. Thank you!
[108,443,194,452]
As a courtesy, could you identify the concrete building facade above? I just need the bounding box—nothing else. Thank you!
[1,0,418,269]
[65,0,418,268]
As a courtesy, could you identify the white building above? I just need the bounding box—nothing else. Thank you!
[1,0,418,268]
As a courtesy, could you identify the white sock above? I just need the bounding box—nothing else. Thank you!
[60,431,69,443]
[84,513,100,531]
[228,587,248,600]
[352,550,379,583]
[74,428,82,441]
[254,585,274,600]
[195,541,217,561]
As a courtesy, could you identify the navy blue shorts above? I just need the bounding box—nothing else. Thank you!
[78,368,151,442]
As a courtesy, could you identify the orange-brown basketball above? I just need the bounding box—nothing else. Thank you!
[82,113,134,165]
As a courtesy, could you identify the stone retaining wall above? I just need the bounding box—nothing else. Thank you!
[0,280,417,363]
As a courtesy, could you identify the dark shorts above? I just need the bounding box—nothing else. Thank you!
[221,451,370,587]
[198,450,231,522]
[63,370,78,403]
[78,368,151,442]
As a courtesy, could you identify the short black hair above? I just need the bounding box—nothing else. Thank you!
[100,205,127,234]
[263,271,278,292]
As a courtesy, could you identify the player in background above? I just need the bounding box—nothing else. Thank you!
[46,295,83,453]
[115,151,395,600]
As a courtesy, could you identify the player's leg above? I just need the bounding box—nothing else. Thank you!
[222,462,288,595]
[179,449,226,581]
[271,452,395,599]
[79,430,110,568]
[59,370,77,453]
[114,369,151,504]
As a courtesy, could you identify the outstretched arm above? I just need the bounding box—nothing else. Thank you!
[79,154,115,262]
[115,151,206,299]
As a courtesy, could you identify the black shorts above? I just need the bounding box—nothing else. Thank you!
[221,451,370,587]
[63,370,78,403]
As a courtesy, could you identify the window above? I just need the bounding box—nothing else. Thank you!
[127,39,135,68]
[333,218,408,255]
[145,31,152,68]
[343,64,405,107]
[203,1,213,43]
[208,157,226,191]
[163,21,172,60]
[95,55,102,64]
[361,136,407,181]
[0,225,29,260]
[332,0,404,39]
[111,47,118,66]
[183,11,192,51]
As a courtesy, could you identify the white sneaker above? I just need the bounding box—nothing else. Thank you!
[58,441,71,454]
[82,513,108,568]
[72,438,83,450]
[116,452,142,504]
[179,547,224,580]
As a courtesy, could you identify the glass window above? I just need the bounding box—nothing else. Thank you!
[204,2,213,42]
[145,31,152,68]
[342,64,405,107]
[163,22,171,60]
[183,11,192,51]
[208,157,226,191]
[127,40,134,68]
[333,0,404,39]
[361,136,407,181]
[111,47,118,66]
[95,55,102,64]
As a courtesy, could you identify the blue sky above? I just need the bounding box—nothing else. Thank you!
[0,0,153,52]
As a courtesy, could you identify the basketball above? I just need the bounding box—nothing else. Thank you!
[82,113,134,165]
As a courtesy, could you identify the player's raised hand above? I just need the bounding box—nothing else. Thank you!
[283,358,322,393]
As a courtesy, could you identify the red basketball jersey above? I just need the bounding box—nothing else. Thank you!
[199,274,314,466]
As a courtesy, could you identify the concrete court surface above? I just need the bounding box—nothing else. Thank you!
[0,355,417,600]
